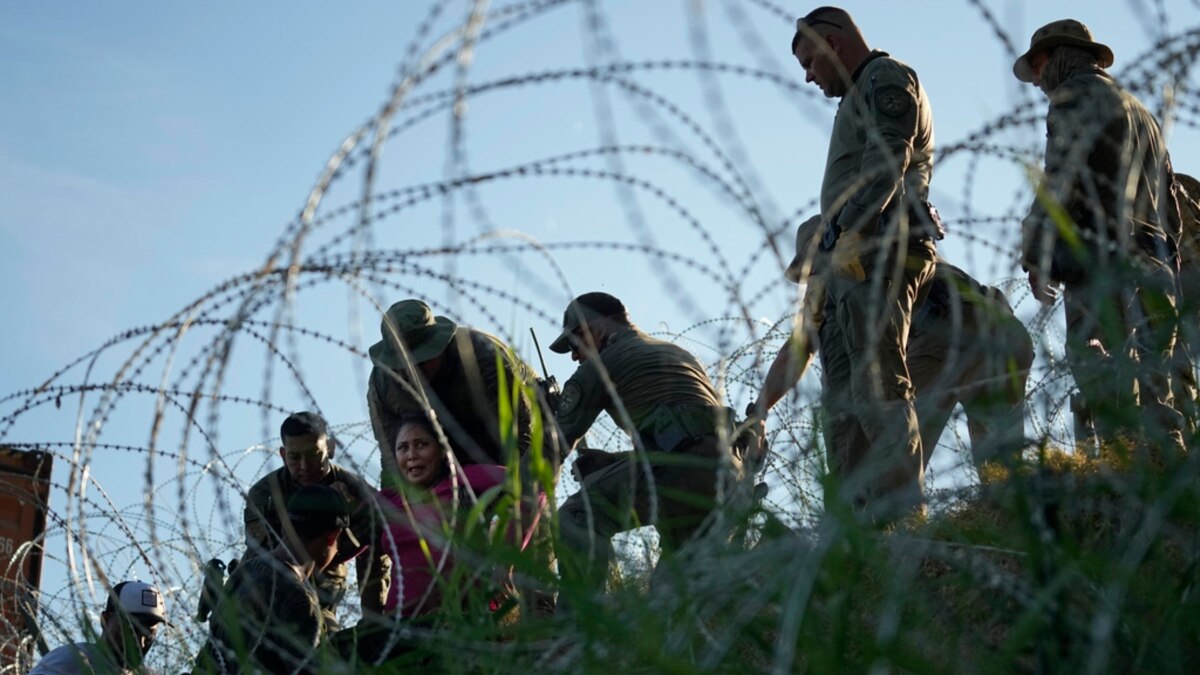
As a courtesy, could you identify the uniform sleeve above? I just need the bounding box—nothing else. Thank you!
[367,368,408,454]
[244,475,280,553]
[466,334,544,462]
[554,360,611,452]
[501,352,539,456]
[1021,83,1108,269]
[839,65,921,232]
[801,273,827,330]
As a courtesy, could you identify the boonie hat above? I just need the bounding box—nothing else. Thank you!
[368,299,457,371]
[106,580,168,625]
[1013,19,1114,82]
[785,215,826,284]
[549,292,628,354]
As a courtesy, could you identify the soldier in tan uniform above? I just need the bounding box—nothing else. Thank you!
[1015,20,1187,447]
[791,7,940,515]
[244,412,390,631]
[751,217,1033,480]
[549,292,740,604]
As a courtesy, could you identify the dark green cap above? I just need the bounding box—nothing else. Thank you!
[549,292,628,353]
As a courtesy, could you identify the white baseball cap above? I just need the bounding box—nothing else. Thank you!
[105,580,168,625]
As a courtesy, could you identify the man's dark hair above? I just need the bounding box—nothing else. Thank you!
[286,484,350,540]
[280,411,330,443]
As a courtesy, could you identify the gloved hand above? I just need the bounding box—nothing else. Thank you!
[829,230,868,281]
[735,418,769,474]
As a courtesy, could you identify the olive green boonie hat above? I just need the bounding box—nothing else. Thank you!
[1013,19,1114,82]
[369,299,457,371]
[785,215,825,284]
[549,292,628,353]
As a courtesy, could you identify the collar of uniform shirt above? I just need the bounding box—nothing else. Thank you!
[603,326,637,351]
[850,50,890,84]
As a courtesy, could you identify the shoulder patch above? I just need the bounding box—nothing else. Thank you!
[560,380,582,416]
[874,84,912,118]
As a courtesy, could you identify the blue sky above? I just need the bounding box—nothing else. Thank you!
[4,0,1200,648]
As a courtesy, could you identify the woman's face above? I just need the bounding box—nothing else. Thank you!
[393,422,445,489]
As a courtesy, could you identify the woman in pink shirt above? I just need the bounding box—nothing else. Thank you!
[378,413,537,618]
[336,414,543,666]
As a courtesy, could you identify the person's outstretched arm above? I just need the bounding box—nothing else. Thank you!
[753,335,817,417]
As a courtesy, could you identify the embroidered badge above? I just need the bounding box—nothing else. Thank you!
[875,84,912,118]
[560,380,582,415]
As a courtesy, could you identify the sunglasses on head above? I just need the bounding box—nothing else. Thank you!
[796,15,843,31]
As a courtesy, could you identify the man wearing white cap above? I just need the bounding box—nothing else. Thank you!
[1014,18,1189,447]
[31,580,168,674]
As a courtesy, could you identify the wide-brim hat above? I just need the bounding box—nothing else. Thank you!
[1013,19,1114,82]
[549,292,627,353]
[784,215,825,284]
[369,299,457,371]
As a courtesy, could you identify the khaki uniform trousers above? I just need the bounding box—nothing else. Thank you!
[907,300,1034,472]
[818,239,936,516]
[1063,257,1187,452]
[558,437,735,593]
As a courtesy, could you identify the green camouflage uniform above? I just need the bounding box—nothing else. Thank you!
[367,327,541,480]
[815,51,937,513]
[1021,67,1186,445]
[244,463,390,630]
[556,326,739,591]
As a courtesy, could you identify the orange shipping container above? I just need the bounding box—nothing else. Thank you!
[0,446,53,670]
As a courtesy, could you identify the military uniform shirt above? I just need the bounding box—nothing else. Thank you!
[556,327,722,450]
[1021,68,1177,274]
[244,462,390,615]
[367,327,538,467]
[820,51,934,231]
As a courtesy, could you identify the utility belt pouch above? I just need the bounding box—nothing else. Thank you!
[643,405,721,454]
[883,199,945,241]
[920,200,946,241]
[819,217,842,253]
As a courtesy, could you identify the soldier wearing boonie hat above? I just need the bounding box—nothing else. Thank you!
[550,291,742,610]
[31,580,169,674]
[366,299,548,484]
[1015,18,1189,449]
[1011,19,1113,85]
[365,299,562,617]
